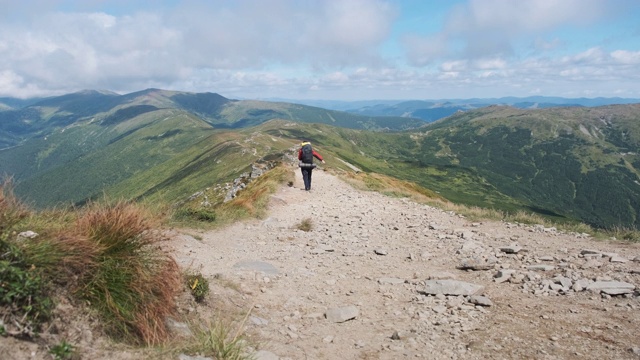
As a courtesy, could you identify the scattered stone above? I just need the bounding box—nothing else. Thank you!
[432,305,447,314]
[581,259,603,269]
[469,295,493,307]
[17,231,38,240]
[458,240,484,254]
[427,272,457,280]
[374,249,388,256]
[254,350,280,360]
[586,281,636,295]
[325,306,359,323]
[429,223,446,231]
[378,277,405,285]
[165,317,192,338]
[527,265,555,271]
[457,257,496,271]
[391,331,401,340]
[250,316,269,326]
[610,255,628,263]
[420,280,485,296]
[460,231,475,240]
[179,354,212,360]
[499,245,524,254]
[538,256,555,261]
[581,249,602,255]
[232,260,279,275]
[553,276,573,289]
[494,269,515,283]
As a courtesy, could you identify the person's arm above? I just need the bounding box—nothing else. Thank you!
[313,150,325,163]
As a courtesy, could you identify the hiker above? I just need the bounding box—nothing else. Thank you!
[298,141,325,191]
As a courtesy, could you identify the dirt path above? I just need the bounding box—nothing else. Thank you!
[167,168,640,360]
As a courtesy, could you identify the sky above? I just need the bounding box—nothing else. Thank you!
[1,0,639,101]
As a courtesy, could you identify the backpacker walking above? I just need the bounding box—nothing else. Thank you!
[298,141,325,191]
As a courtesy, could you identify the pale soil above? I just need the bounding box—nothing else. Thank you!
[167,168,640,360]
[3,167,639,359]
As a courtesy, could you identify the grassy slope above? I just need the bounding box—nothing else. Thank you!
[264,105,640,229]
[15,110,215,207]
[3,95,640,229]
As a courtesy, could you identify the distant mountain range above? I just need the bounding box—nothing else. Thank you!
[1,89,639,230]
[272,96,640,122]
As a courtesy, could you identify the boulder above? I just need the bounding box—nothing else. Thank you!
[420,279,484,296]
[586,281,636,295]
[326,306,359,323]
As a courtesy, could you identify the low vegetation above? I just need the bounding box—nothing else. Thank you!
[0,182,182,348]
[337,170,639,241]
[295,218,313,232]
[0,182,53,337]
[177,164,295,228]
[187,315,254,360]
[1,162,294,356]
[186,272,210,303]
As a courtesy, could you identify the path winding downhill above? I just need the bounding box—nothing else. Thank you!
[167,168,640,360]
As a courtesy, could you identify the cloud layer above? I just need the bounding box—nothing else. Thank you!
[0,0,638,99]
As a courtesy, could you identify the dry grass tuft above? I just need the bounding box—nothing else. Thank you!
[296,218,313,232]
[72,200,181,345]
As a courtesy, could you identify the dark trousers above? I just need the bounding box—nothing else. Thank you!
[301,168,313,190]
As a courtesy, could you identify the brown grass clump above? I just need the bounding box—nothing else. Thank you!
[216,165,294,224]
[72,201,181,345]
[0,179,29,237]
[296,218,313,232]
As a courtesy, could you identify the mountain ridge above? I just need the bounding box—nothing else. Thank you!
[1,89,639,229]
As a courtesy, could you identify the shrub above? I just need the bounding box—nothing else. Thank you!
[175,207,217,222]
[0,181,53,337]
[189,314,254,360]
[49,340,76,360]
[186,273,210,303]
[73,201,181,345]
[295,218,313,232]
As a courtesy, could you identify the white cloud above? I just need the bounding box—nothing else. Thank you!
[0,0,638,100]
[404,0,631,63]
[611,50,640,64]
[533,37,564,52]
[0,0,398,97]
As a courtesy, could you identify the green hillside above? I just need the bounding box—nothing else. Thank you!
[1,89,639,229]
[303,105,640,229]
[0,89,424,150]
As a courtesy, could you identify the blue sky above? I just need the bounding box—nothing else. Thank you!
[1,0,639,100]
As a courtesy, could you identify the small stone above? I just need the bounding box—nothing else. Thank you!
[527,265,555,271]
[500,245,523,254]
[420,280,485,296]
[374,249,388,256]
[469,295,493,307]
[253,350,279,360]
[325,306,359,323]
[458,257,496,271]
[17,231,39,240]
[610,256,628,263]
[391,331,401,340]
[378,277,405,285]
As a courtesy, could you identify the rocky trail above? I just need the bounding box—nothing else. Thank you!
[4,168,639,360]
[167,168,640,360]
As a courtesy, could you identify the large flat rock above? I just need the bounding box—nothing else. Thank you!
[419,279,485,296]
[586,281,636,295]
